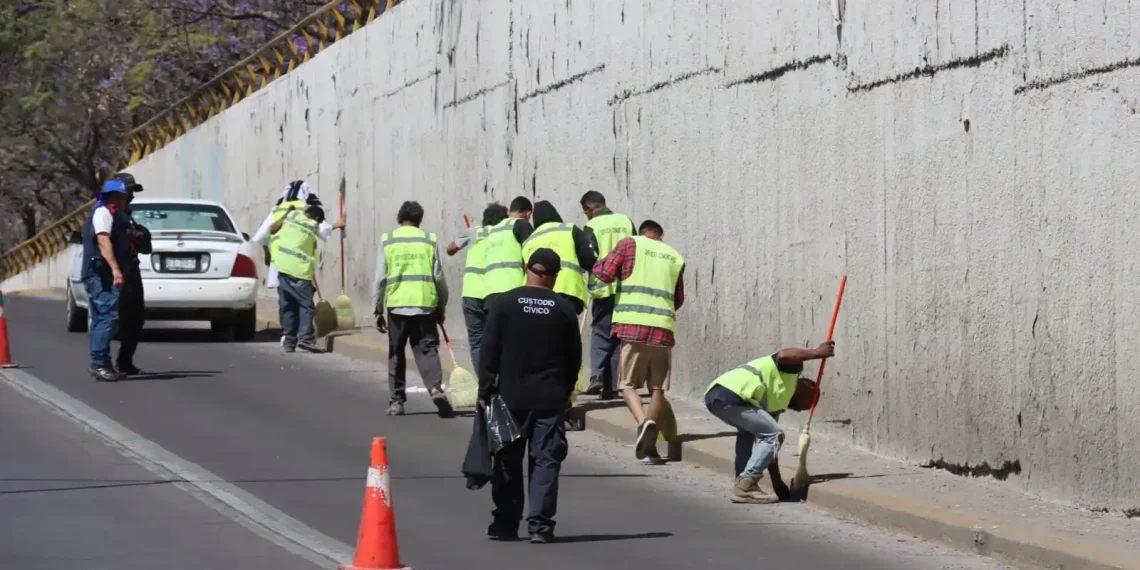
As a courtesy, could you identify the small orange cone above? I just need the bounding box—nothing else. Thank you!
[0,291,17,368]
[339,437,411,570]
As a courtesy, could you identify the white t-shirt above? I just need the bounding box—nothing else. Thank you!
[92,206,114,235]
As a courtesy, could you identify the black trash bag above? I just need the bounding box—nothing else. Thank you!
[486,395,523,454]
[462,406,493,490]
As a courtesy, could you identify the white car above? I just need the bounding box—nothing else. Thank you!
[65,197,261,340]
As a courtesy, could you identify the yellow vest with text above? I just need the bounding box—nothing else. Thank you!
[522,222,586,303]
[612,236,684,332]
[462,226,491,300]
[271,210,319,281]
[481,218,526,296]
[382,226,439,310]
[586,212,634,299]
[268,200,307,262]
[706,355,800,413]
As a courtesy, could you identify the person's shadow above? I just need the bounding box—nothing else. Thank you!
[120,370,220,381]
[548,532,672,543]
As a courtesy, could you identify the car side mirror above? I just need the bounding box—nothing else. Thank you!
[63,231,82,245]
[241,232,251,241]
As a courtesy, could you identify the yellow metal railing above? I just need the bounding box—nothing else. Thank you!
[2,0,405,280]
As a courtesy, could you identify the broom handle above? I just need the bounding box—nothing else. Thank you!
[438,323,458,365]
[807,275,847,425]
[339,195,346,291]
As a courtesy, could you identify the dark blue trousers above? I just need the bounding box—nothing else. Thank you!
[491,408,568,535]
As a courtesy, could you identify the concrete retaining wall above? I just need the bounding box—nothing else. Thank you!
[118,0,1140,510]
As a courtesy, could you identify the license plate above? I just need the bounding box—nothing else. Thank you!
[163,256,198,272]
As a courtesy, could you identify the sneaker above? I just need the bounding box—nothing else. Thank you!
[386,402,405,416]
[430,387,455,418]
[283,346,296,353]
[634,419,658,460]
[296,341,322,353]
[585,377,603,395]
[279,335,286,347]
[116,363,143,376]
[486,523,519,541]
[529,531,554,544]
[90,365,125,382]
[641,449,667,465]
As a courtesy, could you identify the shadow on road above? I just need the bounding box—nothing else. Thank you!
[120,370,221,381]
[552,532,673,543]
[674,430,737,443]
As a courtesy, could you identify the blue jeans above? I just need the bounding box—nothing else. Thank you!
[278,274,315,348]
[588,296,619,390]
[462,297,486,373]
[706,401,781,478]
[84,274,120,367]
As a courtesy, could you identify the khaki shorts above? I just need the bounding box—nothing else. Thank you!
[618,343,672,391]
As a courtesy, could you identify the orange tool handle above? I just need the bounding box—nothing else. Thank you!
[439,323,453,348]
[808,275,847,421]
[339,195,346,290]
[463,214,471,229]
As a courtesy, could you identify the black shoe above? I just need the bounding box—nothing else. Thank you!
[430,387,454,418]
[486,523,519,541]
[116,363,143,376]
[585,377,603,395]
[599,388,616,401]
[297,341,322,353]
[90,365,124,382]
[283,346,296,353]
[529,531,554,544]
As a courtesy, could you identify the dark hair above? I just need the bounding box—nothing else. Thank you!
[306,205,326,223]
[509,196,533,213]
[397,201,425,225]
[482,203,508,226]
[579,191,606,208]
[638,219,664,236]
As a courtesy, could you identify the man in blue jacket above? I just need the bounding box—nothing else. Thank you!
[81,179,134,381]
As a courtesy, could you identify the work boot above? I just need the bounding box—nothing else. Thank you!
[386,402,405,416]
[585,376,603,395]
[486,522,519,541]
[730,476,779,504]
[89,364,125,382]
[429,387,454,418]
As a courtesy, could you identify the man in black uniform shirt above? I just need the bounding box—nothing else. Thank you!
[478,248,581,544]
[113,172,151,375]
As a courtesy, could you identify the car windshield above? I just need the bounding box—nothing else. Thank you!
[132,203,236,234]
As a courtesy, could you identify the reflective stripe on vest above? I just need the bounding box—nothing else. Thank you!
[268,200,307,261]
[382,226,438,310]
[522,222,586,303]
[272,210,319,280]
[705,356,800,412]
[585,212,634,299]
[462,226,491,299]
[611,236,684,332]
[481,218,526,296]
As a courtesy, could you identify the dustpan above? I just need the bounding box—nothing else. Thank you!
[440,324,480,408]
[334,181,355,330]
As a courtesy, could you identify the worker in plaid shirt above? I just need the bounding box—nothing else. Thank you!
[592,220,685,464]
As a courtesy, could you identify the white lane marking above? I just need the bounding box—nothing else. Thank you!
[0,368,354,568]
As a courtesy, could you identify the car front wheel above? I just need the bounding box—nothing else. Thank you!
[66,287,88,333]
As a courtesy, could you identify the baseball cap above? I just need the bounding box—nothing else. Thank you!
[101,179,128,195]
[526,248,562,277]
[114,172,144,193]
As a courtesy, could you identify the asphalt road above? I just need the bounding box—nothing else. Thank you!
[2,295,1010,570]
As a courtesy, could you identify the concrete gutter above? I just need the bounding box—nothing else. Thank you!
[7,286,1129,570]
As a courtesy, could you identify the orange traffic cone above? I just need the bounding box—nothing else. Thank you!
[339,437,411,570]
[0,291,17,369]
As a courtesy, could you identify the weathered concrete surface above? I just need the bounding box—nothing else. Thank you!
[104,0,1140,510]
[2,253,71,295]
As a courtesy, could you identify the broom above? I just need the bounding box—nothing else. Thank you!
[312,273,338,339]
[333,180,355,330]
[440,324,480,409]
[791,275,847,492]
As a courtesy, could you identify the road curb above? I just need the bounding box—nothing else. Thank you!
[266,313,1140,570]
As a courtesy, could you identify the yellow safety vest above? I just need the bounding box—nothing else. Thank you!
[271,210,319,280]
[481,218,526,296]
[462,226,491,300]
[268,200,307,262]
[586,212,634,299]
[705,355,800,413]
[611,236,684,332]
[382,226,439,310]
[522,222,586,303]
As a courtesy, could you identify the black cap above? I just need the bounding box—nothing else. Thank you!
[306,204,326,223]
[526,248,562,277]
[114,172,144,194]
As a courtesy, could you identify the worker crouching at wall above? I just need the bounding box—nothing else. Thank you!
[268,203,325,353]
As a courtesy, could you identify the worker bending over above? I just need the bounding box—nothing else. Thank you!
[372,200,453,418]
[480,197,534,308]
[521,200,597,316]
[268,202,327,353]
[592,220,684,465]
[446,203,509,373]
[704,341,834,504]
[580,191,634,400]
